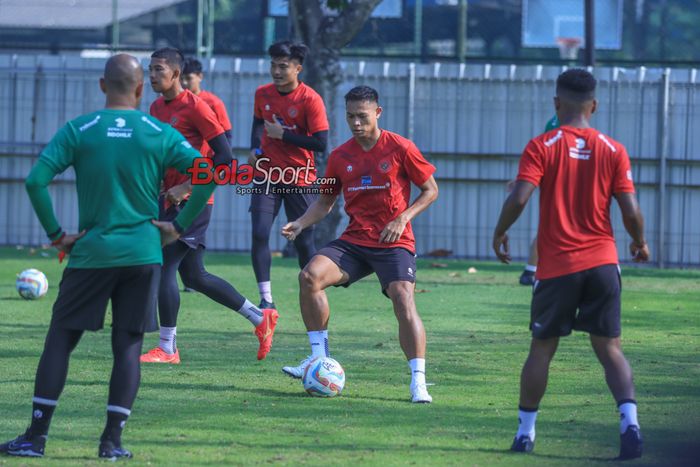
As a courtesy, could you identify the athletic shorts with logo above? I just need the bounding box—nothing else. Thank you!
[530,263,622,339]
[159,197,212,249]
[317,239,417,297]
[51,265,161,333]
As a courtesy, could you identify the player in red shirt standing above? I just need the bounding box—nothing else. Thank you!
[280,86,439,403]
[181,57,233,147]
[249,41,329,309]
[141,48,278,364]
[492,69,649,460]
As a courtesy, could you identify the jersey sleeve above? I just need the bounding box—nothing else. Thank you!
[193,100,225,142]
[212,96,232,131]
[253,87,263,119]
[320,152,342,195]
[516,139,545,187]
[38,123,78,173]
[613,146,635,193]
[403,141,436,186]
[162,126,203,174]
[305,93,330,134]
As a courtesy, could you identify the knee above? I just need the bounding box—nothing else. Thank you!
[387,283,416,317]
[298,268,322,293]
[251,221,271,244]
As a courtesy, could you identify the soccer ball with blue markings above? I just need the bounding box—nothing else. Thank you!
[303,357,345,397]
[16,269,49,300]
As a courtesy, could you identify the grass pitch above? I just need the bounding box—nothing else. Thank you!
[0,247,698,466]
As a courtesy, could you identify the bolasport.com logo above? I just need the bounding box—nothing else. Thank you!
[187,157,336,195]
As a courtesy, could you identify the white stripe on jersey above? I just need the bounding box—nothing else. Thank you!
[79,115,101,132]
[544,130,563,147]
[141,116,163,132]
[598,133,617,152]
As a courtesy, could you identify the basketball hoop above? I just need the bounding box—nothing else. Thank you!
[556,37,582,60]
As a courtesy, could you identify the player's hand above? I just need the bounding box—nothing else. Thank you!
[248,149,260,166]
[264,114,284,140]
[282,221,303,241]
[166,183,191,205]
[53,230,87,255]
[493,231,511,264]
[152,220,180,246]
[630,241,649,263]
[379,216,408,244]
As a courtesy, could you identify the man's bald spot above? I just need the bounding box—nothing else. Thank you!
[104,54,144,93]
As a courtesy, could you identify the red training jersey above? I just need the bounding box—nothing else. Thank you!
[517,126,636,280]
[323,130,436,253]
[254,82,329,185]
[150,89,224,204]
[198,90,232,132]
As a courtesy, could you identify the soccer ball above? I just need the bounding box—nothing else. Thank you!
[16,269,49,300]
[303,356,345,397]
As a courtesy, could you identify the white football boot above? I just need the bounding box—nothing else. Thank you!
[282,355,313,379]
[410,383,433,403]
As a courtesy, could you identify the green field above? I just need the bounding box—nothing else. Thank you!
[0,248,698,466]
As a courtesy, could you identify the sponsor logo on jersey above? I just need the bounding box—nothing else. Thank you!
[107,118,133,138]
[115,117,126,128]
[361,176,372,186]
[346,165,353,172]
[569,138,591,160]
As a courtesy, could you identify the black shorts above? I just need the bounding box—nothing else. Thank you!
[317,239,417,297]
[160,197,212,249]
[51,265,161,333]
[249,182,318,220]
[530,264,622,339]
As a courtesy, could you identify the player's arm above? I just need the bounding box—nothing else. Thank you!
[249,117,264,164]
[492,180,537,264]
[224,129,233,148]
[614,192,649,262]
[281,130,328,152]
[281,193,338,241]
[379,176,438,244]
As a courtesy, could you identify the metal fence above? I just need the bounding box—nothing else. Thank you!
[0,54,698,267]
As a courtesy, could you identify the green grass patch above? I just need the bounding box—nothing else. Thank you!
[0,248,698,465]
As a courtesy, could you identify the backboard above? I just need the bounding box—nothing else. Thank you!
[522,0,623,49]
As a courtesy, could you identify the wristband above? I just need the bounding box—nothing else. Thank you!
[51,232,66,246]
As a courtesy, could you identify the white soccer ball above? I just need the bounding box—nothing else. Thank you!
[16,269,49,300]
[303,356,345,397]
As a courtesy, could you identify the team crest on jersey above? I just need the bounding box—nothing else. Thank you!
[378,158,392,173]
[171,117,178,125]
[288,106,298,118]
[265,104,270,111]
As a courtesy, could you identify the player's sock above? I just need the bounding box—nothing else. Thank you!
[258,281,273,303]
[408,358,426,387]
[100,406,129,446]
[308,330,329,358]
[238,299,264,326]
[517,406,538,440]
[524,264,537,273]
[29,397,57,436]
[618,399,639,433]
[159,326,176,354]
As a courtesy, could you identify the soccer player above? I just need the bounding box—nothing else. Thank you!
[181,57,233,147]
[492,69,649,459]
[280,86,439,403]
[141,47,278,364]
[249,40,329,309]
[0,54,221,459]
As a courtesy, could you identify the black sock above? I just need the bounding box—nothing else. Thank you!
[101,411,129,445]
[29,400,57,436]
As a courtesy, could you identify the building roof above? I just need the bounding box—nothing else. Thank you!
[0,0,188,29]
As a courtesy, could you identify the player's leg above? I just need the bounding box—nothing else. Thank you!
[512,271,581,453]
[577,264,642,460]
[101,264,158,459]
[282,190,317,269]
[384,280,432,403]
[250,191,282,308]
[1,267,113,457]
[282,241,366,379]
[179,245,277,360]
[140,241,189,363]
[519,236,538,286]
